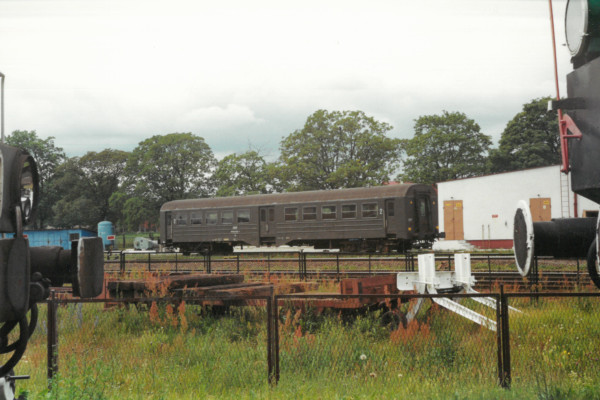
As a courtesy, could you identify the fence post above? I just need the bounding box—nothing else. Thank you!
[368,254,372,274]
[120,251,125,274]
[175,252,178,273]
[499,285,511,388]
[147,252,151,271]
[268,253,271,274]
[336,253,340,282]
[47,290,58,387]
[236,254,240,274]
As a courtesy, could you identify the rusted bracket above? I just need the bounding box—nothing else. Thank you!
[559,113,583,173]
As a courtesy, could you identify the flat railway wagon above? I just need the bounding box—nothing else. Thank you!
[160,184,438,254]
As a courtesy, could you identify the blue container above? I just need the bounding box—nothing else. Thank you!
[14,229,96,250]
[98,221,115,250]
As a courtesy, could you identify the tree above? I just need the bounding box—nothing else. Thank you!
[51,149,129,228]
[488,97,560,173]
[278,110,400,191]
[5,130,66,228]
[213,150,272,196]
[400,111,492,184]
[122,133,216,228]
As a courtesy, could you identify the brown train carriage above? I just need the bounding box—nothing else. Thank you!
[159,184,438,254]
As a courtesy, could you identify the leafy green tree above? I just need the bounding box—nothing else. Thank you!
[400,111,492,184]
[278,110,400,191]
[488,97,560,173]
[213,150,271,196]
[51,149,129,228]
[6,130,66,228]
[122,133,216,228]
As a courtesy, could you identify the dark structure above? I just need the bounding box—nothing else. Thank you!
[160,184,438,254]
[514,0,600,288]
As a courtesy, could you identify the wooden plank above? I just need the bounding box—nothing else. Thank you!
[165,274,245,289]
[176,282,266,296]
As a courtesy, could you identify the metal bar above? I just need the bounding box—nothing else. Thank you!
[336,253,340,282]
[495,290,503,387]
[175,252,178,272]
[236,254,240,274]
[47,290,58,386]
[274,295,280,383]
[500,286,511,388]
[368,254,372,275]
[148,253,151,271]
[120,252,125,274]
[267,289,274,384]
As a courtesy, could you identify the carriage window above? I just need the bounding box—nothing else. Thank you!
[362,203,377,218]
[268,208,275,222]
[221,211,233,224]
[190,213,202,224]
[206,211,218,225]
[342,204,356,219]
[237,210,250,223]
[284,207,299,221]
[386,202,395,217]
[174,214,188,225]
[260,209,266,222]
[303,206,317,220]
[322,205,337,220]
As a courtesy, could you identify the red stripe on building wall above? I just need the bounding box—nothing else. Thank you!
[467,239,513,249]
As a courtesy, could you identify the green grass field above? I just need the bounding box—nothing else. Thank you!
[8,294,600,400]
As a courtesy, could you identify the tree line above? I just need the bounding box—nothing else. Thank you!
[8,97,559,232]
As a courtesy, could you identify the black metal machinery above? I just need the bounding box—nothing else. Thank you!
[0,75,105,399]
[514,0,600,289]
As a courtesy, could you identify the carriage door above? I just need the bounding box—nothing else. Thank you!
[165,212,173,241]
[384,199,395,233]
[259,207,276,241]
[415,195,432,234]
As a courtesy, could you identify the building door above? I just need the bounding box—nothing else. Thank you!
[443,200,464,240]
[530,198,551,222]
[259,207,276,242]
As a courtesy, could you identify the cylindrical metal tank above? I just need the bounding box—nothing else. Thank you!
[513,200,596,276]
[97,221,115,250]
[133,237,159,251]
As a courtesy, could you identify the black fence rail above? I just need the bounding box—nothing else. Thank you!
[103,250,592,291]
[26,289,599,397]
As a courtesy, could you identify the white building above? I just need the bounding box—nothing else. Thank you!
[436,165,599,249]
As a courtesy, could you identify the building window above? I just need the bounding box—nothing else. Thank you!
[190,213,202,224]
[342,204,357,219]
[362,203,377,218]
[206,211,218,225]
[284,207,299,221]
[303,206,317,220]
[221,211,233,224]
[69,233,80,241]
[237,210,250,223]
[322,205,337,220]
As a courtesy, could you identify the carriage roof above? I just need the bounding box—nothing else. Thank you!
[161,184,432,211]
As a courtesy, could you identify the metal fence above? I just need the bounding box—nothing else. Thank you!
[104,251,593,291]
[18,290,599,397]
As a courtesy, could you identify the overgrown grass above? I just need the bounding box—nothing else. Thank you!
[10,296,600,399]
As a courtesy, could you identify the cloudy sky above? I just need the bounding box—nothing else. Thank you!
[1,0,571,159]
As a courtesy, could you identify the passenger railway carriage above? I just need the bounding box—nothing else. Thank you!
[159,184,438,254]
